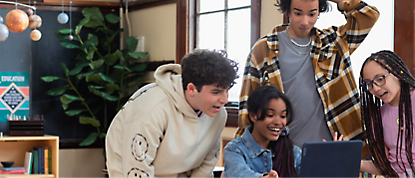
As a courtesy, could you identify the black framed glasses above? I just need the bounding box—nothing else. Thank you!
[363,72,389,91]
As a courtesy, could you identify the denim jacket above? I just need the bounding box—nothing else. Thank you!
[223,126,301,177]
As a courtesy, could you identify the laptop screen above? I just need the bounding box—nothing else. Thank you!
[298,140,363,177]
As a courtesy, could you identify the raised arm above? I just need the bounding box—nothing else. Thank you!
[336,0,380,55]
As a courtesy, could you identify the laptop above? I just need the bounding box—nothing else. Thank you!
[298,140,363,177]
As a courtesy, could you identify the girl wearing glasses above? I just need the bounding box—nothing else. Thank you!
[359,50,415,177]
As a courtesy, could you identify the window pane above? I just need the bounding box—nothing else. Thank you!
[228,0,250,9]
[227,8,251,102]
[198,12,225,50]
[199,0,225,13]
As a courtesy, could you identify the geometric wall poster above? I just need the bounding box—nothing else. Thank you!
[0,72,29,123]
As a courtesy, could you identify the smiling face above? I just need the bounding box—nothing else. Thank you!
[287,0,319,39]
[250,98,287,149]
[363,60,401,106]
[186,83,229,117]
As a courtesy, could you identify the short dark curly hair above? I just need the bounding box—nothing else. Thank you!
[274,0,330,14]
[181,49,238,92]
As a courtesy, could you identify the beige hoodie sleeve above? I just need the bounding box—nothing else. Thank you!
[190,138,221,177]
[122,118,163,177]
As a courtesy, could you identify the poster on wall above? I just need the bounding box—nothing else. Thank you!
[0,72,29,123]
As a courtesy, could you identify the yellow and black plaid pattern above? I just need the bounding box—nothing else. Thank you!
[236,0,379,150]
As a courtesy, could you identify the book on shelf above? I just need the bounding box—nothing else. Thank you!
[39,147,44,174]
[31,146,52,174]
[24,151,33,175]
[47,147,52,174]
[0,169,25,174]
[44,147,48,174]
[32,148,39,174]
[0,167,25,171]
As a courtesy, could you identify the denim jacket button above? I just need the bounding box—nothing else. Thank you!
[264,152,267,156]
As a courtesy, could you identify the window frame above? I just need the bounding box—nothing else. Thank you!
[176,0,260,64]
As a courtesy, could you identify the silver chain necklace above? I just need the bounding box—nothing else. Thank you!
[284,28,311,55]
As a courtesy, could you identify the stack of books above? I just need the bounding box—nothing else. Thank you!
[31,147,52,174]
[0,167,25,174]
[0,147,52,175]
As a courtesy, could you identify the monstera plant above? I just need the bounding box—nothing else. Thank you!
[41,7,148,146]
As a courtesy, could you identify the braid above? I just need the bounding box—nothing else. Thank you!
[359,50,415,177]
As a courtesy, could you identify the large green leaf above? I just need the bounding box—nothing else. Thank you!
[60,41,80,49]
[128,52,147,59]
[82,7,104,28]
[79,132,99,146]
[104,53,118,66]
[77,71,95,79]
[82,35,99,51]
[64,94,81,100]
[91,88,102,97]
[89,59,105,70]
[88,85,105,89]
[65,109,86,116]
[86,47,97,61]
[61,63,69,77]
[79,117,101,127]
[101,92,119,101]
[75,16,91,35]
[41,76,62,82]
[105,83,119,94]
[69,63,89,76]
[105,13,120,24]
[86,74,104,83]
[46,85,71,96]
[113,64,124,70]
[60,95,75,110]
[104,29,123,48]
[126,37,138,53]
[58,29,73,34]
[99,73,117,83]
[76,52,87,61]
[128,63,147,72]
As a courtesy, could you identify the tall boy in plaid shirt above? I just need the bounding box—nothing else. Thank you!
[237,0,379,153]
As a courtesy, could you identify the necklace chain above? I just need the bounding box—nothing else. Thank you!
[284,27,311,55]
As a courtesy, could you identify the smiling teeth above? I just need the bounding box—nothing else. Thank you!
[271,128,280,131]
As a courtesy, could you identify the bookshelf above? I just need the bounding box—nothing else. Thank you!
[0,135,59,178]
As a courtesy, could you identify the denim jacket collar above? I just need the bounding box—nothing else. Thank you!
[242,126,271,159]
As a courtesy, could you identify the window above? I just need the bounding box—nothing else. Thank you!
[192,0,259,103]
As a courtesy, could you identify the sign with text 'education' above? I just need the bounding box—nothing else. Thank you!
[0,72,29,122]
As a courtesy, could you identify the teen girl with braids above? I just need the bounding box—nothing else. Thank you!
[223,86,301,177]
[360,50,415,177]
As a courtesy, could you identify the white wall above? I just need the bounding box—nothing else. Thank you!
[128,4,177,62]
[260,0,284,37]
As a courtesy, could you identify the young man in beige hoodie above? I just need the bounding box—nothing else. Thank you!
[106,49,238,177]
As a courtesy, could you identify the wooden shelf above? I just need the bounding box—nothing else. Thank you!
[0,136,59,178]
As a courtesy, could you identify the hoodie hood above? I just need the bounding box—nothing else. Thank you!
[154,64,198,120]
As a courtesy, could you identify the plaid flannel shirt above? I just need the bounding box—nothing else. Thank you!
[237,0,379,146]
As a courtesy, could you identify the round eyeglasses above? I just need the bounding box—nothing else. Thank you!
[362,72,389,91]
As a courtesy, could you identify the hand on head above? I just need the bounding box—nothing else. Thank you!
[322,132,343,142]
[264,170,278,178]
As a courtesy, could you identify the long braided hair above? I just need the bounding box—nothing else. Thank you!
[359,50,415,177]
